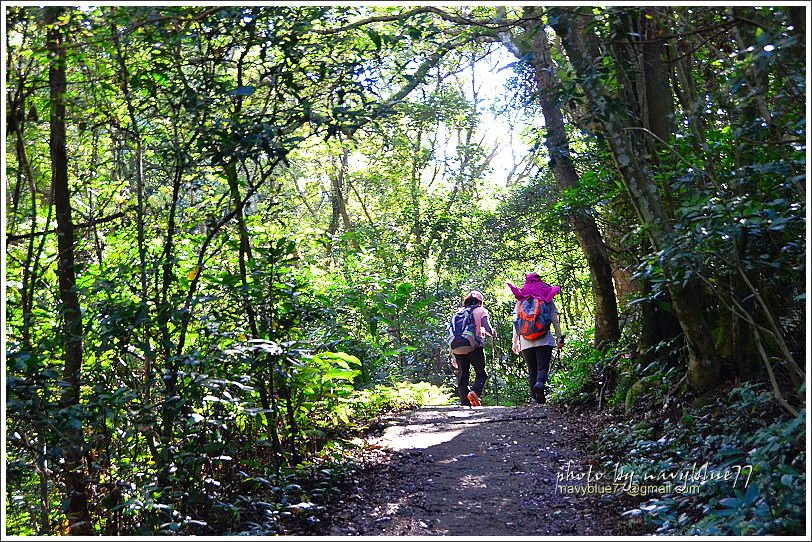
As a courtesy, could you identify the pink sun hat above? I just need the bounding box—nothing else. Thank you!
[506,273,560,302]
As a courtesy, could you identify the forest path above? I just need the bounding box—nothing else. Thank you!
[325,404,628,536]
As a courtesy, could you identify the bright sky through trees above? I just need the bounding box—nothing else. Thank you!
[4,4,804,536]
[471,46,525,186]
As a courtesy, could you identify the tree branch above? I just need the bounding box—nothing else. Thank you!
[6,211,125,243]
[121,7,226,35]
[310,6,526,35]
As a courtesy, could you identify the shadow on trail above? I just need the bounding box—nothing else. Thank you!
[328,405,627,536]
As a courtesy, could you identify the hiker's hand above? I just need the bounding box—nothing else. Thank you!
[556,338,565,349]
[512,343,520,354]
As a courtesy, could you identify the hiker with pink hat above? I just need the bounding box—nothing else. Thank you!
[446,290,496,406]
[507,273,565,404]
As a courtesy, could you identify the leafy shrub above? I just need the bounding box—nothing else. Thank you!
[546,330,645,407]
[599,383,805,535]
[547,332,604,404]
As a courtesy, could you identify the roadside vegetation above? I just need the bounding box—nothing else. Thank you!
[5,5,804,536]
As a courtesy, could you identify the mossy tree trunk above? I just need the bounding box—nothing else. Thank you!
[548,7,721,390]
[507,9,621,348]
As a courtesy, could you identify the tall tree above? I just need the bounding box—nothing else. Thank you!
[610,7,684,363]
[547,6,721,390]
[44,7,93,534]
[503,8,621,347]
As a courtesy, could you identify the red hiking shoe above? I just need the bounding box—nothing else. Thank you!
[467,391,481,407]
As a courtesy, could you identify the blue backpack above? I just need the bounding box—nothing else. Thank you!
[447,307,477,354]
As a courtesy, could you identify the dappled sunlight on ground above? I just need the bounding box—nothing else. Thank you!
[374,404,512,451]
[328,404,626,536]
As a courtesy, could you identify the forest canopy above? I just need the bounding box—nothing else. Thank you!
[3,3,806,536]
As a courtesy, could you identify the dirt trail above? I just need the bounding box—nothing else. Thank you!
[326,404,628,536]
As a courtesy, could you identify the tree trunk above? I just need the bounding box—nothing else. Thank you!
[330,146,360,251]
[515,10,621,347]
[636,238,682,366]
[225,160,259,337]
[157,159,183,452]
[45,6,93,534]
[548,7,721,390]
[13,121,43,350]
[634,8,685,361]
[640,8,676,150]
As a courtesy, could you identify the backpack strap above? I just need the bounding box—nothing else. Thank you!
[470,305,483,333]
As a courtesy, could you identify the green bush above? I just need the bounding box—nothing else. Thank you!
[600,383,805,535]
[546,331,599,403]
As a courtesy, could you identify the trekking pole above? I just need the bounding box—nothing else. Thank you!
[551,334,566,375]
[491,337,498,405]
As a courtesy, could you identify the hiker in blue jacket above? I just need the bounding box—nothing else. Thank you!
[508,273,565,404]
[451,290,496,406]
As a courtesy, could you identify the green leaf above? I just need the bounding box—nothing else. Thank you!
[322,368,359,382]
[743,482,759,505]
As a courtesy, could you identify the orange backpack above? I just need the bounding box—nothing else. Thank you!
[515,298,552,340]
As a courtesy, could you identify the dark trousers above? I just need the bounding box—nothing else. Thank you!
[455,347,488,404]
[521,345,553,390]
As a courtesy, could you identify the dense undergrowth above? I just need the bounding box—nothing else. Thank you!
[614,386,805,535]
[547,337,806,536]
[6,377,453,536]
[6,5,804,536]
